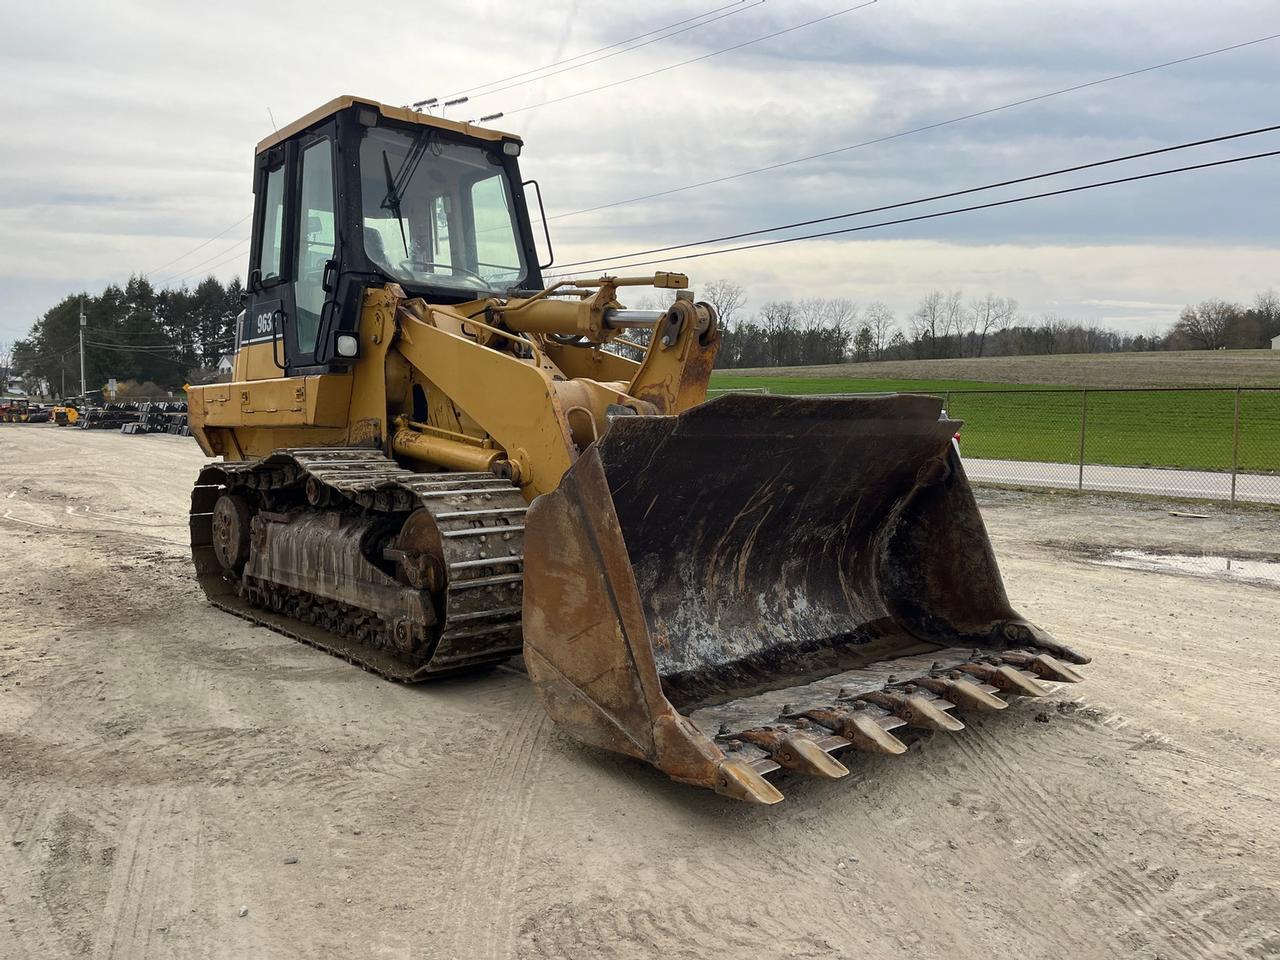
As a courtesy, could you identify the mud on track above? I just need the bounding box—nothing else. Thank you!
[2,426,1279,960]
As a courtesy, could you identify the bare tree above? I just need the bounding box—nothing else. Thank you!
[910,290,963,358]
[941,290,964,356]
[1081,321,1108,353]
[966,294,1017,358]
[1253,289,1280,341]
[864,302,896,359]
[909,291,943,357]
[795,297,858,331]
[1174,299,1239,350]
[701,279,748,326]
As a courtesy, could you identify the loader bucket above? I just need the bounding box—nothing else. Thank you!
[521,394,1087,803]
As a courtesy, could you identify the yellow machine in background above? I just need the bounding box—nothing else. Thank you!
[186,96,1086,803]
[51,404,79,426]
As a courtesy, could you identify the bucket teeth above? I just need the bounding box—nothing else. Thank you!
[857,691,965,732]
[1006,652,1086,684]
[735,728,849,780]
[915,676,1008,712]
[780,736,850,779]
[957,662,1051,698]
[801,707,908,756]
[713,758,785,804]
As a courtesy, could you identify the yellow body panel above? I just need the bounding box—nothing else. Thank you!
[256,95,519,155]
[233,340,287,382]
[197,374,353,428]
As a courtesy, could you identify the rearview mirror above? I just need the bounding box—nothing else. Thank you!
[522,179,554,271]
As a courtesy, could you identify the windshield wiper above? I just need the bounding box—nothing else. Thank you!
[380,131,433,259]
[381,150,409,257]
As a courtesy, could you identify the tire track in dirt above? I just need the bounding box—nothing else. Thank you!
[438,687,550,960]
[90,793,174,960]
[950,713,1253,960]
[899,737,1095,951]
[514,769,865,959]
[0,784,71,959]
[520,895,798,960]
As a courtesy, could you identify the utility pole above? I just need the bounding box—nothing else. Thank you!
[79,297,87,399]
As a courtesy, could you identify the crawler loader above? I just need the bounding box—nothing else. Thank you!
[185,96,1087,803]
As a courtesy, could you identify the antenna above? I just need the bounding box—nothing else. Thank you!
[267,107,278,131]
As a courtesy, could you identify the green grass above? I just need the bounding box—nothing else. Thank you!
[708,375,1280,473]
[709,375,1041,395]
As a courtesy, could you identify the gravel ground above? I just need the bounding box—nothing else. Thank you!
[2,425,1278,960]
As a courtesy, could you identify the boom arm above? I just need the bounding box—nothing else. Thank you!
[387,273,720,499]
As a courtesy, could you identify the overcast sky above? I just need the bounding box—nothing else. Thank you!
[1,0,1277,345]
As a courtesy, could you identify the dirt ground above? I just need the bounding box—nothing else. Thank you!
[2,426,1279,960]
[725,348,1280,387]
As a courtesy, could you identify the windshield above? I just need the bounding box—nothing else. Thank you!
[359,125,527,294]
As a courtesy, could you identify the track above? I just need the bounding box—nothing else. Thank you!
[190,448,527,682]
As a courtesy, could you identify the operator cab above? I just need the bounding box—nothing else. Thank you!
[241,96,548,377]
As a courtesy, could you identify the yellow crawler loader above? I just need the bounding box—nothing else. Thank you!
[186,96,1087,803]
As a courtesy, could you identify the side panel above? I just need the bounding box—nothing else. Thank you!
[188,286,399,460]
[196,375,353,428]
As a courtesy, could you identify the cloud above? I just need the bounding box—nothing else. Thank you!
[1,0,1277,344]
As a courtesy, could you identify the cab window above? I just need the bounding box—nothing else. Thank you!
[257,162,286,283]
[293,139,336,357]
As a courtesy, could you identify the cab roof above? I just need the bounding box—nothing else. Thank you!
[255,95,522,155]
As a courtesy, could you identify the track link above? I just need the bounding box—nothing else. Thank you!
[190,447,527,682]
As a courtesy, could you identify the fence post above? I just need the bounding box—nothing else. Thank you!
[1077,389,1088,492]
[1230,387,1241,506]
[944,390,952,411]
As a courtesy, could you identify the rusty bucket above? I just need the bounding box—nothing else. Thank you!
[521,394,1087,802]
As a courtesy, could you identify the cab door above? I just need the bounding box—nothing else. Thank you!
[240,127,338,380]
[239,141,292,381]
[289,133,339,373]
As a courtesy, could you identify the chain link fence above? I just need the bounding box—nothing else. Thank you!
[709,386,1280,505]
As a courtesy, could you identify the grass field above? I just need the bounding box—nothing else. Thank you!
[719,349,1280,388]
[709,371,1280,473]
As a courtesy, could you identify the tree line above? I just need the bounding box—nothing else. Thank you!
[698,281,1280,369]
[9,275,242,396]
[9,274,1278,394]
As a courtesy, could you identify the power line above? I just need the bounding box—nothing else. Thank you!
[501,0,879,118]
[439,0,746,99]
[170,245,251,283]
[85,340,205,352]
[157,238,251,287]
[82,340,235,350]
[441,1,762,103]
[465,1,765,104]
[562,148,1280,274]
[550,30,1280,221]
[10,342,81,365]
[145,213,251,277]
[560,122,1280,268]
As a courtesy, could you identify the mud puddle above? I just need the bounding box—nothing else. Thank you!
[1093,548,1280,586]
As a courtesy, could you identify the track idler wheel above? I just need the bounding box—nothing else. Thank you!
[211,493,253,573]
